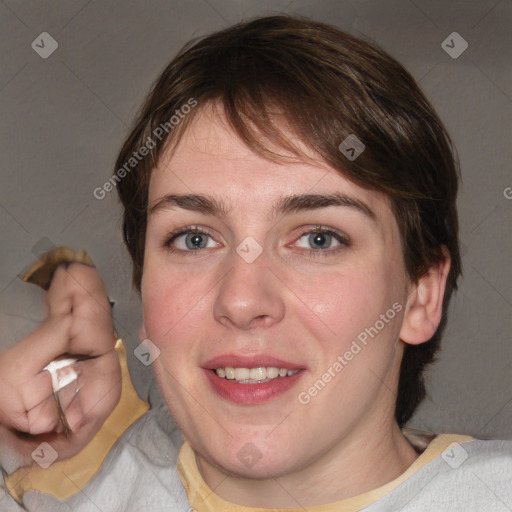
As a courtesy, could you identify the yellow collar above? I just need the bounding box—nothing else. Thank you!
[178,432,474,511]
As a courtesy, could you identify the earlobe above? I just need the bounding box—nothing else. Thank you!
[399,250,451,345]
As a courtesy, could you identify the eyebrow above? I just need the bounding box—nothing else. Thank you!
[149,192,376,221]
[274,192,376,221]
[150,194,229,217]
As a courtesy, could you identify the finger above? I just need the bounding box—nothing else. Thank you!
[18,371,54,412]
[45,264,73,318]
[65,351,121,432]
[25,396,60,435]
[69,306,115,358]
[2,368,61,433]
[57,372,82,412]
[61,394,87,433]
[0,402,30,432]
[46,264,104,318]
[5,314,73,380]
[49,264,115,357]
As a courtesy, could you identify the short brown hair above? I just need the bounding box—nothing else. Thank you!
[116,15,461,427]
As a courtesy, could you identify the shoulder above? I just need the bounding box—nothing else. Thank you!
[443,436,512,489]
[119,401,185,464]
[371,435,512,511]
[437,435,512,477]
[70,404,187,511]
[89,402,185,481]
[17,405,190,512]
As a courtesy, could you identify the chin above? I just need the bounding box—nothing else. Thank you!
[197,431,304,480]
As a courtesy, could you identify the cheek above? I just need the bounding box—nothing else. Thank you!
[288,261,406,381]
[291,264,389,338]
[141,264,210,345]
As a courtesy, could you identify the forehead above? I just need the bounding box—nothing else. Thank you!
[149,107,394,224]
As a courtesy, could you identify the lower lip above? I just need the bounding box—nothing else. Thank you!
[204,369,304,404]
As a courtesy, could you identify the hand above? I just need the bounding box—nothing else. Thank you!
[0,263,122,468]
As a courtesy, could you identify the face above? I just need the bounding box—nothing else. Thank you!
[141,107,412,479]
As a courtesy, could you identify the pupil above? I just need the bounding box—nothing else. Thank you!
[187,234,206,249]
[310,233,330,249]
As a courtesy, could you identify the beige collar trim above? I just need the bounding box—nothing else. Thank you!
[178,432,474,511]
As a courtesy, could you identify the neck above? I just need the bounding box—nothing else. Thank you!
[196,420,419,508]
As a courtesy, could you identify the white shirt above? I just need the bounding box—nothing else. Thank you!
[1,404,511,511]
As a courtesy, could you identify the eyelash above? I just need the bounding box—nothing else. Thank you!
[162,225,351,257]
[163,225,214,257]
[296,226,351,258]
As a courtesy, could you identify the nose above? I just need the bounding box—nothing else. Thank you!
[213,247,285,330]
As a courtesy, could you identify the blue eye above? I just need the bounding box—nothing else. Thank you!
[309,232,334,249]
[183,233,209,249]
[165,228,218,252]
[295,230,343,251]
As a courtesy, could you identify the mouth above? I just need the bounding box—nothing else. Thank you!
[213,366,299,384]
[203,355,305,404]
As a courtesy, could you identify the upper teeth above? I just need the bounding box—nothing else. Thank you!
[215,367,299,381]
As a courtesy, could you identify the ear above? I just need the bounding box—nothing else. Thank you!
[399,249,451,345]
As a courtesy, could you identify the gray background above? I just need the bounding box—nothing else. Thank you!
[0,0,511,439]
